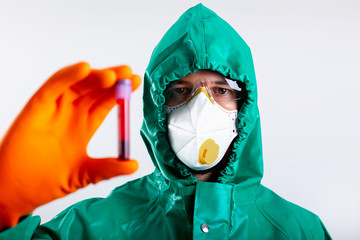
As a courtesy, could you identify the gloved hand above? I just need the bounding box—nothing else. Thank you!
[0,62,141,230]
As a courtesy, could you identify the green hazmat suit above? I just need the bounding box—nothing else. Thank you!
[1,4,331,239]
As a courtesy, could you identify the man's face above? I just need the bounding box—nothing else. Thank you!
[164,70,238,111]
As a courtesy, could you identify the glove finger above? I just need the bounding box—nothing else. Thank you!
[70,69,117,96]
[87,85,117,135]
[82,157,139,185]
[68,85,115,139]
[106,65,142,91]
[130,74,142,91]
[63,87,112,138]
[72,89,105,108]
[37,62,91,102]
[106,65,133,79]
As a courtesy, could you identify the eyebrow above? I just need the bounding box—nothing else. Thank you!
[213,79,228,85]
[171,79,185,84]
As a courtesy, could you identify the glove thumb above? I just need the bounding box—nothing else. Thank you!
[81,157,139,185]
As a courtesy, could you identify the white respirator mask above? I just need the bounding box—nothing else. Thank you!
[165,87,238,171]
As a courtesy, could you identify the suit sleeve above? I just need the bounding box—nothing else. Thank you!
[0,215,41,240]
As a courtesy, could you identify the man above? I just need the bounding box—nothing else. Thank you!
[0,4,331,239]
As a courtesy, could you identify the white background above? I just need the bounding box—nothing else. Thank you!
[1,0,359,239]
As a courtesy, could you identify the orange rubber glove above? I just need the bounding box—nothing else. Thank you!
[0,62,141,230]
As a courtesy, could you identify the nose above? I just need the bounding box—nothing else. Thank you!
[186,87,214,105]
[197,80,207,88]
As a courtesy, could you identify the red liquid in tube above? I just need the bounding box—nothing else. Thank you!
[116,79,132,160]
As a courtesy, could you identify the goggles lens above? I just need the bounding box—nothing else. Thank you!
[164,78,242,108]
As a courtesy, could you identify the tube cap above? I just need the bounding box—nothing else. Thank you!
[116,79,132,100]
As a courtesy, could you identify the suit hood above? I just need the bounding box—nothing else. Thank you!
[140,4,263,188]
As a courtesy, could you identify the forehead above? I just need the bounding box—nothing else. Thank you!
[175,70,227,85]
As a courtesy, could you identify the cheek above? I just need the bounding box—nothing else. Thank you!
[221,101,238,111]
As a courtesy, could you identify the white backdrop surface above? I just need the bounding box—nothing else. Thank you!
[0,1,359,239]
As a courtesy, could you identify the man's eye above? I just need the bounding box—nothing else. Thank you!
[171,87,192,96]
[174,88,186,94]
[165,87,192,102]
[215,88,229,95]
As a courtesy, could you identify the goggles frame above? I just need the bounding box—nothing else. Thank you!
[164,78,243,109]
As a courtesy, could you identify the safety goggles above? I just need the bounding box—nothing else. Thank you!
[164,78,243,110]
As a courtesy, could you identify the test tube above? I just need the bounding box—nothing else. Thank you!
[115,79,132,160]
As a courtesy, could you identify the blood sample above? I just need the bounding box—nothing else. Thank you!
[115,79,132,160]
